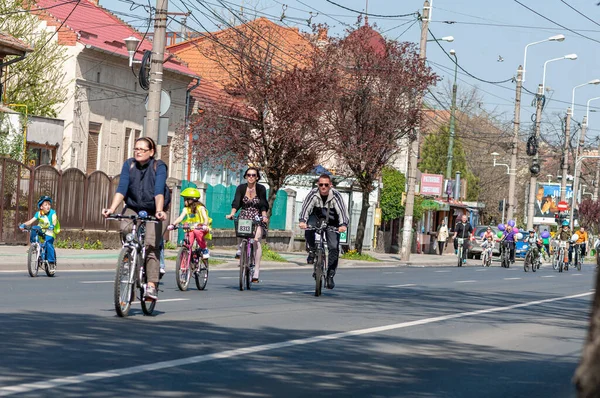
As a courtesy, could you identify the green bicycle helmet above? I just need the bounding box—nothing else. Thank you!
[562,220,569,227]
[180,187,201,199]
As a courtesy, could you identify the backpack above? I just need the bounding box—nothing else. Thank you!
[198,204,213,241]
[128,158,171,210]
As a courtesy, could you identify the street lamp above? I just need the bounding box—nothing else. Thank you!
[586,96,600,121]
[445,49,458,179]
[522,34,565,83]
[124,36,141,67]
[542,54,578,93]
[571,79,600,117]
[491,152,510,174]
[427,36,454,42]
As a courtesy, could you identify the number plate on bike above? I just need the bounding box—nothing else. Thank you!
[236,219,254,238]
[457,238,464,245]
[560,241,567,248]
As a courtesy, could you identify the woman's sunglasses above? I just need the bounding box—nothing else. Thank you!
[246,173,257,177]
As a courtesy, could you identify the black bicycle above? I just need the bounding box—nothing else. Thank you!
[500,240,511,268]
[573,243,584,272]
[305,220,339,297]
[234,215,262,291]
[108,211,159,317]
[21,226,56,277]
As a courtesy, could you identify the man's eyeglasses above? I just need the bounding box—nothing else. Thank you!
[246,173,257,177]
[133,148,150,153]
[318,183,330,187]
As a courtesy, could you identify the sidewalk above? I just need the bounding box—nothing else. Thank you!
[0,245,459,271]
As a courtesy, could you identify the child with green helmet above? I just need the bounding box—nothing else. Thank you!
[19,195,60,267]
[169,187,211,259]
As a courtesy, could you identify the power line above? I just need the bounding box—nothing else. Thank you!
[0,0,79,16]
[559,0,600,29]
[323,0,418,18]
[513,0,600,45]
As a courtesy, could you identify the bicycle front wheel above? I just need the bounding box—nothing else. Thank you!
[315,250,324,297]
[524,252,531,272]
[114,247,135,317]
[239,240,248,291]
[195,259,209,290]
[175,247,191,291]
[27,244,39,277]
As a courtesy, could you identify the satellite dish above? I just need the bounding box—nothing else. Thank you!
[144,90,171,116]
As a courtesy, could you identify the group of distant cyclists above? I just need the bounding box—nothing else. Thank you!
[18,137,349,301]
[447,214,590,270]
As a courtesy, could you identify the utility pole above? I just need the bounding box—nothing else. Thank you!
[144,0,168,142]
[594,139,600,201]
[570,116,588,226]
[560,108,571,202]
[400,0,429,261]
[507,66,523,221]
[526,84,544,231]
[445,50,458,179]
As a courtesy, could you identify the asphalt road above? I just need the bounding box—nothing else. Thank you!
[0,262,596,397]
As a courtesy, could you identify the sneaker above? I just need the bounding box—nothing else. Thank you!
[252,278,259,283]
[145,285,158,300]
[326,275,335,289]
[462,259,467,264]
[159,268,166,280]
[201,248,210,259]
[235,250,241,259]
[307,251,315,264]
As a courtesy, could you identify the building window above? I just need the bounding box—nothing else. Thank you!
[96,71,100,83]
[124,128,131,162]
[134,129,141,141]
[87,122,101,173]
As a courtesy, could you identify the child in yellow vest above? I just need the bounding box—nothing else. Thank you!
[169,188,211,259]
[19,195,60,265]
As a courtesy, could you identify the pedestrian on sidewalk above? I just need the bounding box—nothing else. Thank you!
[437,221,449,255]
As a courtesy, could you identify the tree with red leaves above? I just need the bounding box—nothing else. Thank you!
[318,23,437,253]
[187,21,336,214]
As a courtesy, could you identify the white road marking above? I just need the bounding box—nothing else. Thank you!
[80,281,113,284]
[382,271,404,274]
[387,284,416,288]
[474,269,488,272]
[0,291,592,396]
[281,292,295,295]
[504,277,521,280]
[434,270,451,273]
[217,277,239,279]
[572,274,583,276]
[455,280,476,283]
[131,298,189,304]
[542,275,556,278]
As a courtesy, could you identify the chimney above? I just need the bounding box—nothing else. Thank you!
[316,27,328,49]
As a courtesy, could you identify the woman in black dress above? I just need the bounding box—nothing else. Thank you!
[226,167,269,282]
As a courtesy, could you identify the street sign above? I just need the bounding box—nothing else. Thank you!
[557,201,569,211]
[144,89,171,116]
[339,230,348,244]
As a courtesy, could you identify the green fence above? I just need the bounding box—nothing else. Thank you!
[200,184,288,231]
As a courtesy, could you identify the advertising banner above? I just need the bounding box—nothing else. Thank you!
[420,174,444,197]
[533,182,573,225]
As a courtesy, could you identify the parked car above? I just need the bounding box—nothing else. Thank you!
[469,226,500,260]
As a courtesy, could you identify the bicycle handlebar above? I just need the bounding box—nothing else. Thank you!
[304,226,340,233]
[106,213,159,223]
[168,223,207,231]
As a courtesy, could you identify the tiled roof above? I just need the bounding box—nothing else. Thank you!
[33,0,197,78]
[0,31,32,56]
[168,17,315,107]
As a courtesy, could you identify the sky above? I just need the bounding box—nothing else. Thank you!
[100,0,600,145]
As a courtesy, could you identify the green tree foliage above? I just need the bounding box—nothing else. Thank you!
[419,125,479,201]
[0,0,69,117]
[381,167,405,221]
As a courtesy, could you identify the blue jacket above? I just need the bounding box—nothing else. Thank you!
[116,158,169,213]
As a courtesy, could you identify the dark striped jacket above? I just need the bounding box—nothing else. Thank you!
[299,188,350,227]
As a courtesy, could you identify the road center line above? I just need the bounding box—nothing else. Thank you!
[504,277,521,280]
[131,298,189,304]
[455,280,476,283]
[80,281,113,284]
[387,284,416,288]
[0,291,592,397]
[542,275,556,278]
[474,269,487,272]
[434,270,451,273]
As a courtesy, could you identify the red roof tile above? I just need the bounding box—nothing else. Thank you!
[0,31,33,55]
[33,0,197,77]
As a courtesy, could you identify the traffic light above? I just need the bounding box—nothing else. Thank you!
[498,200,504,212]
[530,160,540,175]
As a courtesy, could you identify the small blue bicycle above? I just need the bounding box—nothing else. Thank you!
[22,226,56,277]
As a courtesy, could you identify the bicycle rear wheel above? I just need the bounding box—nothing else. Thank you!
[27,244,39,277]
[246,244,253,290]
[524,252,531,272]
[577,249,582,271]
[45,259,56,277]
[457,248,462,267]
[141,263,156,316]
[114,248,135,317]
[195,259,209,290]
[175,247,191,291]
